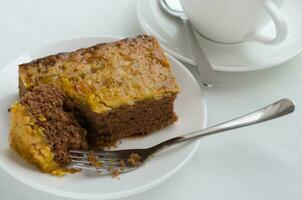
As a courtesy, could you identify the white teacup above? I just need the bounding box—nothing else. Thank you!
[180,0,288,45]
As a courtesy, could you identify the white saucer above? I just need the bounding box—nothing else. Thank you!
[137,0,302,72]
[0,37,207,199]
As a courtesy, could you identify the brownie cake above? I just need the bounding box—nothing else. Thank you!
[9,85,87,175]
[18,35,180,148]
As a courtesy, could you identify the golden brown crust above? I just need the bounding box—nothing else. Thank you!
[19,35,169,69]
[18,35,179,113]
[9,103,61,174]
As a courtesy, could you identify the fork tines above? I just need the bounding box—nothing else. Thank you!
[69,150,132,175]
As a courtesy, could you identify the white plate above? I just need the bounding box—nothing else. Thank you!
[0,37,207,199]
[137,0,302,71]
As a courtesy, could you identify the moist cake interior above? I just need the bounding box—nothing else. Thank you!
[65,94,177,147]
[18,84,87,166]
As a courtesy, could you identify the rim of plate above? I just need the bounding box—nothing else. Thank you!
[0,36,208,200]
[136,0,302,72]
[136,0,196,66]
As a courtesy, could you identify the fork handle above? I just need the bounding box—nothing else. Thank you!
[152,99,295,151]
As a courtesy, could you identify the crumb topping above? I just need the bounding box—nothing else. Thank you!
[127,153,142,166]
[19,35,179,113]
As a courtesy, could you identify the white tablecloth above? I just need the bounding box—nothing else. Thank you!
[1,0,301,199]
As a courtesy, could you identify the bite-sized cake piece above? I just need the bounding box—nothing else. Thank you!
[9,85,87,175]
[18,35,180,147]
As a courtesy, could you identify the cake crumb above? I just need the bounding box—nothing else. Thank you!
[111,169,120,178]
[88,153,103,168]
[38,114,47,122]
[119,159,126,171]
[65,168,82,174]
[108,167,120,178]
[127,153,141,166]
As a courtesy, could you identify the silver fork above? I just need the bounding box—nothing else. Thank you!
[69,98,295,175]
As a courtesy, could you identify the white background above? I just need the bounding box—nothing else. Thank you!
[0,0,301,199]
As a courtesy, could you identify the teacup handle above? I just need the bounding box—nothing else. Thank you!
[246,0,287,45]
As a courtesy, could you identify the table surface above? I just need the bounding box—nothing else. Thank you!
[1,0,301,200]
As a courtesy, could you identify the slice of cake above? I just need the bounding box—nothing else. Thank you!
[18,35,180,148]
[9,85,87,175]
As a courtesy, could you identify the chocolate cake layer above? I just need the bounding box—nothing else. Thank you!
[65,94,177,148]
[20,84,87,165]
